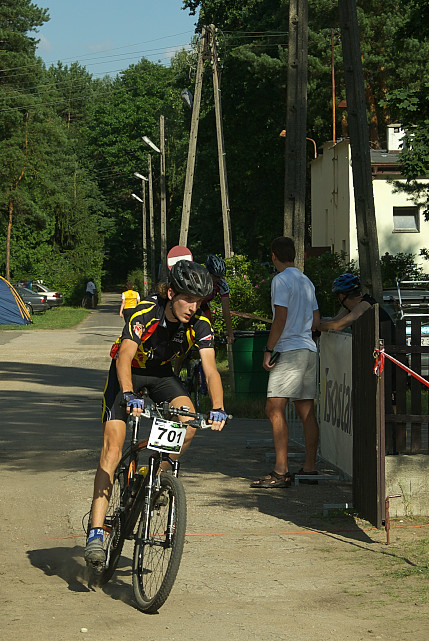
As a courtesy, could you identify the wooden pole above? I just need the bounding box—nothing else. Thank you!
[338,0,383,302]
[180,28,207,247]
[283,0,308,272]
[159,115,167,281]
[141,178,148,295]
[209,24,233,258]
[148,154,156,285]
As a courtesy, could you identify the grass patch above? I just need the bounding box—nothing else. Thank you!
[0,306,90,330]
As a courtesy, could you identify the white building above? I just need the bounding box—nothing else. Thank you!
[311,125,429,268]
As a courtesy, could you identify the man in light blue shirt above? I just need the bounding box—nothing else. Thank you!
[251,237,320,489]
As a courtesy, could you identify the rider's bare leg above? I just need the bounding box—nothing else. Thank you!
[90,419,126,528]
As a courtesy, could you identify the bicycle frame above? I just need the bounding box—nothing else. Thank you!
[115,415,181,549]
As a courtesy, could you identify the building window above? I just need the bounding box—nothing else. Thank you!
[393,206,419,232]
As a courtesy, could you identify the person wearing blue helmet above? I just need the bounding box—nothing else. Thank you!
[319,273,392,331]
[201,254,235,344]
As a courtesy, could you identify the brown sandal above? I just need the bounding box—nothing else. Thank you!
[250,470,291,488]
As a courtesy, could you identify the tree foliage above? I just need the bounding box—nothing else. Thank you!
[1,0,428,302]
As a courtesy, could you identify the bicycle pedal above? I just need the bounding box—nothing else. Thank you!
[86,559,105,573]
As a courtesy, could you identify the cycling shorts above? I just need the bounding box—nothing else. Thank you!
[102,361,189,422]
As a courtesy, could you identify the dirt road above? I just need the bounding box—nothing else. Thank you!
[0,294,427,641]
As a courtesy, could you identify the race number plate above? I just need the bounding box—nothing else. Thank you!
[147,418,187,454]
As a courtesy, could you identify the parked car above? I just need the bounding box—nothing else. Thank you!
[13,285,49,315]
[32,281,63,307]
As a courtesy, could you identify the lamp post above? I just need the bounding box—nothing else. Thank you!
[143,114,167,280]
[132,171,149,294]
[280,129,317,158]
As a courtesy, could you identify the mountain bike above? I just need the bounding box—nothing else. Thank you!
[81,291,98,308]
[182,353,207,411]
[84,392,219,613]
[180,337,226,411]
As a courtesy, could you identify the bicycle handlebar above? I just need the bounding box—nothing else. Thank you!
[141,399,232,429]
[124,389,232,429]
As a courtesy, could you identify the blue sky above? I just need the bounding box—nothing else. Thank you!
[36,0,199,77]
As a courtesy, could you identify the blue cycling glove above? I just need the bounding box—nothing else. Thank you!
[209,408,228,423]
[123,392,145,410]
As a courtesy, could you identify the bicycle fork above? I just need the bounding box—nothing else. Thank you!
[142,455,180,547]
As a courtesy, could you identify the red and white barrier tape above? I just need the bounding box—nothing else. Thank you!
[373,348,429,388]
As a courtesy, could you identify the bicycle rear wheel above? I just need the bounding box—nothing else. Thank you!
[132,473,187,613]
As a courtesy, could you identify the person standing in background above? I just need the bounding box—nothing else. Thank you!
[86,278,97,309]
[119,281,141,324]
[251,236,320,489]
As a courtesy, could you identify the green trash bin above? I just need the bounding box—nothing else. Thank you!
[232,330,270,397]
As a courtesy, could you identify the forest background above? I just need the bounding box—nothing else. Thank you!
[1,0,428,328]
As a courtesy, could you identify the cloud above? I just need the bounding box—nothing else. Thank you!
[36,34,51,52]
[87,41,114,53]
[164,43,192,61]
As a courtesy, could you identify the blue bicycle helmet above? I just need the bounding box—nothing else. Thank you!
[332,273,361,295]
[206,254,226,278]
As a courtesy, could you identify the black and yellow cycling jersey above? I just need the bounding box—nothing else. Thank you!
[112,294,215,370]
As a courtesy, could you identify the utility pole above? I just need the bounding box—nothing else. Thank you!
[209,24,233,258]
[179,25,233,258]
[283,0,308,272]
[133,172,149,294]
[148,154,156,285]
[140,177,148,294]
[180,28,208,246]
[159,114,167,281]
[339,0,383,302]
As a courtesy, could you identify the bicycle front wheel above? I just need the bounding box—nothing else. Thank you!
[132,473,187,613]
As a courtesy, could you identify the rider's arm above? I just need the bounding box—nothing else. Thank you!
[119,294,125,317]
[116,338,138,392]
[319,302,371,332]
[199,348,225,431]
[220,295,234,344]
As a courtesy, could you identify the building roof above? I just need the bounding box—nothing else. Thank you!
[370,149,401,175]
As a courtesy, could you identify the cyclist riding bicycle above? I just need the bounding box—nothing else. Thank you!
[85,260,229,566]
[201,254,235,344]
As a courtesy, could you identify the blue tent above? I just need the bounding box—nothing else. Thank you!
[0,276,32,325]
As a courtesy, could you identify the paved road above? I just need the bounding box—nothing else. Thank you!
[4,294,400,641]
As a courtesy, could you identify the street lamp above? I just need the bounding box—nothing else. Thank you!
[132,172,149,295]
[280,129,318,159]
[142,136,161,154]
[142,115,167,280]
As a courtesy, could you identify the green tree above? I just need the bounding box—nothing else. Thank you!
[0,0,50,278]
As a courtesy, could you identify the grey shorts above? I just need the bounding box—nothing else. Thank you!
[267,349,317,400]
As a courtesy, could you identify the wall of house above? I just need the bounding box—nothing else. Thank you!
[373,178,429,268]
[311,139,429,269]
[311,139,351,256]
